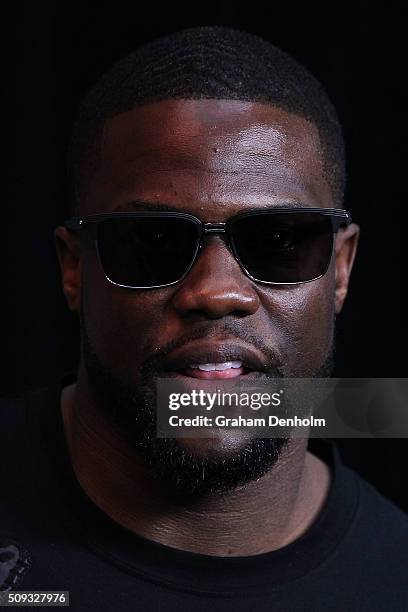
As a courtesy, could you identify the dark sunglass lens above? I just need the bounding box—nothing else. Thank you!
[231,212,333,283]
[97,217,200,287]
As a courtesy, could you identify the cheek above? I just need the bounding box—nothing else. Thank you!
[260,268,336,374]
[81,253,170,369]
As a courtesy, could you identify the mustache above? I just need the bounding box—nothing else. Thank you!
[140,320,286,378]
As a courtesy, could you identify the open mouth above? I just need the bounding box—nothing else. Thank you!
[177,361,251,379]
[161,341,270,382]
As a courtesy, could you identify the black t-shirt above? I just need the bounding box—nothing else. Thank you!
[1,381,407,611]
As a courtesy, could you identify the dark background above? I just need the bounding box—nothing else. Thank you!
[11,2,406,510]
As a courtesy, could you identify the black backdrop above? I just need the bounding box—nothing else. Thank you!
[11,1,406,510]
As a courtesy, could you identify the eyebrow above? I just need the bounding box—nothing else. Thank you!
[112,200,310,213]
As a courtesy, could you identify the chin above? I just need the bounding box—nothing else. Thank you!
[137,434,289,497]
[173,431,257,459]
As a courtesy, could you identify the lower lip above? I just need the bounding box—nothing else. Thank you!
[178,367,248,379]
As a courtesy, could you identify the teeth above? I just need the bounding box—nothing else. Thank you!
[190,361,243,371]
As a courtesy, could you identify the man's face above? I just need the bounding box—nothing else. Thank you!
[57,99,358,493]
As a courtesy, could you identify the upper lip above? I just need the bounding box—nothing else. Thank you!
[161,340,271,373]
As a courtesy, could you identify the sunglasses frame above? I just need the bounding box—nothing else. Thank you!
[64,207,352,289]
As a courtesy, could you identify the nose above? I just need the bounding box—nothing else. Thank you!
[171,236,260,319]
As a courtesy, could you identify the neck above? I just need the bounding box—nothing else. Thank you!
[61,369,331,556]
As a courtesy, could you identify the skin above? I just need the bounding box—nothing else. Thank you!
[55,99,359,556]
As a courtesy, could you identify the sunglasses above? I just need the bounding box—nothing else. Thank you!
[64,207,352,289]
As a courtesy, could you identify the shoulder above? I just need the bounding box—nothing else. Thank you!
[0,386,50,424]
[0,392,29,440]
[0,386,57,462]
[339,464,407,590]
[308,449,408,608]
[353,468,408,542]
[0,392,27,417]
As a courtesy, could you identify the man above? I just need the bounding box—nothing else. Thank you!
[2,26,407,610]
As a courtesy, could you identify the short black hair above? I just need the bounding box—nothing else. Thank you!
[68,25,346,213]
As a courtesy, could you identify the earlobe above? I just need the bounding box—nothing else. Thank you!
[334,223,360,314]
[54,227,82,312]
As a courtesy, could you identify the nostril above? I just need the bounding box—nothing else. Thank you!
[232,309,253,318]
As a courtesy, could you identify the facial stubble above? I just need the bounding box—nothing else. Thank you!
[80,306,334,498]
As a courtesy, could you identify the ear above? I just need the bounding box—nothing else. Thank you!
[334,222,360,314]
[54,227,82,312]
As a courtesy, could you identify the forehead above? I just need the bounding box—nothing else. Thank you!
[81,99,332,215]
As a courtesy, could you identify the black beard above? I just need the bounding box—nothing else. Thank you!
[80,315,334,498]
